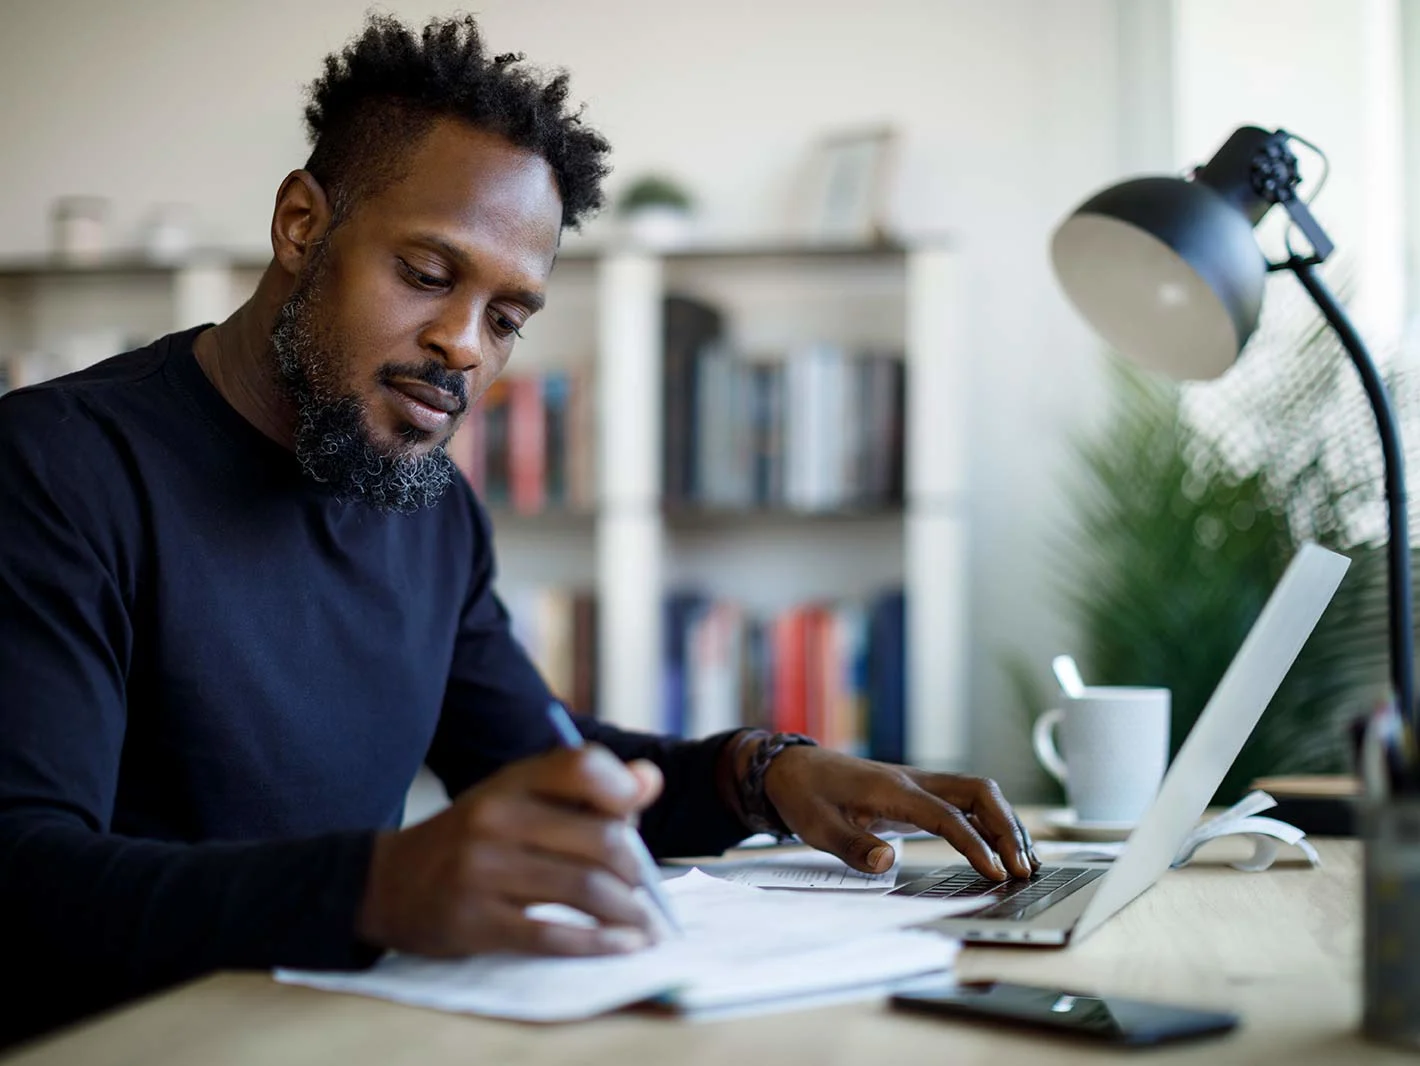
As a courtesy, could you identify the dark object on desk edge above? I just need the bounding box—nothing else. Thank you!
[1251,775,1359,837]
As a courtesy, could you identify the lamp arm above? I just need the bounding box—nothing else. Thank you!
[1288,257,1414,723]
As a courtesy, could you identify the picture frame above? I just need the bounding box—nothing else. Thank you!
[797,126,898,245]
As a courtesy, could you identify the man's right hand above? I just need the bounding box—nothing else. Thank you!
[357,745,664,957]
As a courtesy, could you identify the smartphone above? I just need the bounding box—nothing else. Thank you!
[890,980,1239,1047]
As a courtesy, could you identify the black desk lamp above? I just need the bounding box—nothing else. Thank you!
[1049,125,1414,735]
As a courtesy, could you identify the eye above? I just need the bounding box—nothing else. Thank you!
[490,310,525,340]
[396,257,452,291]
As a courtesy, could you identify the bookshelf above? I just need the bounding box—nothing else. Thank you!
[590,243,967,771]
[0,240,969,771]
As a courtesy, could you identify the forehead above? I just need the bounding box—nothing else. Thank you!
[359,118,563,277]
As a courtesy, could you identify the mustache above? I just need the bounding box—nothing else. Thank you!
[377,360,470,413]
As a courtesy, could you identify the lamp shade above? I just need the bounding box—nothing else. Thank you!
[1050,175,1268,380]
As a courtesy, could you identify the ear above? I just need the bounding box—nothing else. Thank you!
[270,170,334,277]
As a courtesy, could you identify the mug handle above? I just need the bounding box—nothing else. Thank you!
[1032,708,1069,784]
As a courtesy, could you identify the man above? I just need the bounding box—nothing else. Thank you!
[0,13,1037,1046]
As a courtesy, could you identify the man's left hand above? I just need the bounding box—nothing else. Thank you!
[762,746,1041,881]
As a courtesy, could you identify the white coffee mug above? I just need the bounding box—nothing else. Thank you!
[1032,686,1171,823]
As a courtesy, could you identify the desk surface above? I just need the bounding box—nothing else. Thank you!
[6,828,1413,1066]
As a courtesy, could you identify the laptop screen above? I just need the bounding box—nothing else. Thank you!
[1072,542,1350,942]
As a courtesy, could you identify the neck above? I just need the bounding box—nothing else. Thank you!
[193,262,298,450]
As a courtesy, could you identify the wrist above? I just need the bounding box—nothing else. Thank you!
[357,830,396,948]
[716,729,769,827]
[737,732,818,837]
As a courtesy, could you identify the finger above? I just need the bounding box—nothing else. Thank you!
[967,811,1032,880]
[884,787,1007,880]
[490,900,651,957]
[928,775,1032,878]
[496,850,658,936]
[521,746,643,817]
[798,801,897,874]
[474,794,644,886]
[626,759,664,809]
[1015,812,1041,870]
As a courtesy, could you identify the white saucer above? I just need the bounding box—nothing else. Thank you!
[1041,808,1138,843]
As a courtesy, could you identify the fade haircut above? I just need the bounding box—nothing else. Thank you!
[302,12,611,229]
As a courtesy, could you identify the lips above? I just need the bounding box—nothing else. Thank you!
[382,379,464,435]
[386,379,462,414]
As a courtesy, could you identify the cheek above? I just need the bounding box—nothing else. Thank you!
[466,350,513,403]
[324,261,420,373]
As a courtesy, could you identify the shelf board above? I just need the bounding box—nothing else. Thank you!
[482,504,906,528]
[664,503,905,527]
[550,237,947,266]
[0,250,270,280]
[0,238,942,279]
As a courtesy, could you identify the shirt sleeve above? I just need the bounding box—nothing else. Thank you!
[426,488,750,859]
[0,393,380,1046]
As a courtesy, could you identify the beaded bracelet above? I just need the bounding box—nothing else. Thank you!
[737,731,818,837]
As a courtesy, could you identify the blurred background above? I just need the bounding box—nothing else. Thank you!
[2,0,1419,804]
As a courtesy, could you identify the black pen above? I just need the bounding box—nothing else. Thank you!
[544,701,684,936]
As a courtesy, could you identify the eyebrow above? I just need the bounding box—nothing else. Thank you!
[408,233,547,312]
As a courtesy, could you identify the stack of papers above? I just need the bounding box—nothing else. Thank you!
[277,869,986,1021]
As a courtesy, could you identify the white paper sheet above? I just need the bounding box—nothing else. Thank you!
[664,929,957,1015]
[702,840,902,890]
[276,868,979,1022]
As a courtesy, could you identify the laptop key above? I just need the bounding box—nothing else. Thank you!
[974,869,1106,921]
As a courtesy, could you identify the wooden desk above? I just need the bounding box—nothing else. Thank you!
[5,833,1412,1065]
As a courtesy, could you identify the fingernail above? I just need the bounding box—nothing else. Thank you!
[991,855,1008,878]
[867,845,892,871]
[601,927,649,953]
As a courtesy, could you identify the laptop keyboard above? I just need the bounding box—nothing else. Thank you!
[889,865,1105,922]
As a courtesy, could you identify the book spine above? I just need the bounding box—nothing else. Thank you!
[509,376,546,514]
[663,296,723,504]
[566,368,596,512]
[571,592,598,717]
[481,381,511,507]
[542,372,570,509]
[868,590,906,763]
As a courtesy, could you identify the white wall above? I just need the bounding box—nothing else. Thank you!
[1173,0,1407,344]
[0,0,1151,793]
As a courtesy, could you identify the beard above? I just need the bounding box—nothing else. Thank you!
[268,255,462,515]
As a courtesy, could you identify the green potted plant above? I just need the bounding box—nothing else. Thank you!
[616,173,695,249]
[1012,298,1410,804]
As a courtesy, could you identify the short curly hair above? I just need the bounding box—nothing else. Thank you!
[302,13,610,230]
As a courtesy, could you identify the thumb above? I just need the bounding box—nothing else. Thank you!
[807,805,896,874]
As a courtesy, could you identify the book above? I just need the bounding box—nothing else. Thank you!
[868,590,907,763]
[570,593,599,717]
[542,372,570,507]
[659,589,905,753]
[663,295,723,504]
[508,376,546,514]
[480,380,511,507]
[504,585,599,717]
[566,368,597,512]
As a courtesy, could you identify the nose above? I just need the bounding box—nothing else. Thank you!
[421,300,484,374]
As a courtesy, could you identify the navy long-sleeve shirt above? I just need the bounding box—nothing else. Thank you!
[0,325,748,1046]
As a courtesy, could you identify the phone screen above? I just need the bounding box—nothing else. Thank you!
[890,980,1239,1046]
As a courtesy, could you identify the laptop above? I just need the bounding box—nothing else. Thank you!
[889,542,1350,946]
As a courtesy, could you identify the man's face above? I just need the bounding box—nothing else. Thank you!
[272,119,562,512]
